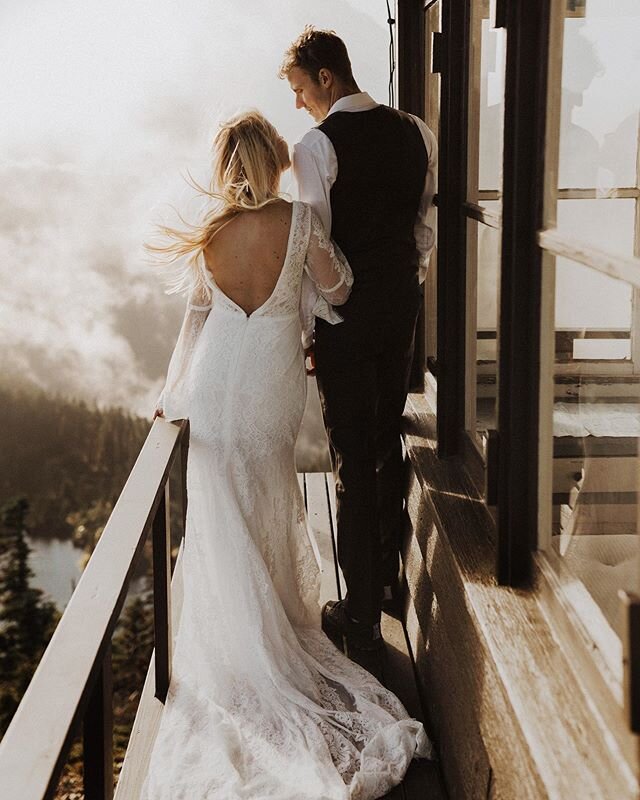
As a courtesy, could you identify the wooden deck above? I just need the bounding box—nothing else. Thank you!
[301,472,448,800]
[117,471,447,799]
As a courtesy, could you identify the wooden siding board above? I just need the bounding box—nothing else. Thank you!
[402,393,639,799]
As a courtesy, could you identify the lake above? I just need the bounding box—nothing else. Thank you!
[25,534,147,613]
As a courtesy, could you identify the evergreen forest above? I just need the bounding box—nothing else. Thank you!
[0,382,161,797]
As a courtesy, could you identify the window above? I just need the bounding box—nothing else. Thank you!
[464,1,505,457]
[537,0,640,682]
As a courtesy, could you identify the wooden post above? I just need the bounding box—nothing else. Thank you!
[436,0,469,457]
[83,641,114,800]
[496,0,552,584]
[180,419,190,536]
[619,591,640,733]
[153,485,172,702]
[397,0,427,392]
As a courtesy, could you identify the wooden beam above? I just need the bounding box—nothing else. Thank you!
[83,642,114,800]
[152,484,172,703]
[539,229,640,290]
[436,0,470,457]
[462,202,501,229]
[397,0,425,118]
[305,472,341,606]
[179,419,190,534]
[496,0,552,584]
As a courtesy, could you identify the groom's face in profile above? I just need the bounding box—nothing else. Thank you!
[287,66,332,123]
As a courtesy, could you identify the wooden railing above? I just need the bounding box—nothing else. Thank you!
[0,418,189,800]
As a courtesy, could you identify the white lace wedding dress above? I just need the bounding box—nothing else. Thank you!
[140,200,432,800]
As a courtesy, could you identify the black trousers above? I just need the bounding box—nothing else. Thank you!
[314,273,421,626]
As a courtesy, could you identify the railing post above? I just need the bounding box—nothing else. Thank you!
[83,641,114,800]
[152,484,172,702]
[180,419,190,535]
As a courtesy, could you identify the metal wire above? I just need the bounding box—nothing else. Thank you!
[386,0,396,107]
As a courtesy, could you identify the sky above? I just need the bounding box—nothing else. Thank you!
[0,0,390,414]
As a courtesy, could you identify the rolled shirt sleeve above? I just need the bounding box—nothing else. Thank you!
[410,116,438,284]
[292,129,338,233]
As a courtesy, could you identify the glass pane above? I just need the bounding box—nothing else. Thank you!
[467,218,501,440]
[468,0,507,205]
[557,198,636,256]
[555,258,632,334]
[549,258,638,639]
[557,2,640,192]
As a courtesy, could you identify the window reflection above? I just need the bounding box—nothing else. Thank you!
[542,1,640,640]
[556,2,640,256]
[467,217,501,439]
[478,12,505,193]
[468,0,506,205]
[551,260,638,639]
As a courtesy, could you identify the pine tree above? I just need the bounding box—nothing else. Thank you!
[112,592,154,696]
[0,497,59,737]
[112,590,154,769]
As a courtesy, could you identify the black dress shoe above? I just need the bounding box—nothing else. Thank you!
[347,644,385,683]
[321,599,385,652]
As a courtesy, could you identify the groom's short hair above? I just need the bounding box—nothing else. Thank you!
[279,26,355,86]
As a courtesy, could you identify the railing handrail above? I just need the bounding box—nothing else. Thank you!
[0,417,189,800]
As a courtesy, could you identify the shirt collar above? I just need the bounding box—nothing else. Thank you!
[326,92,379,117]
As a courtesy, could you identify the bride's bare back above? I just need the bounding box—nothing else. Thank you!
[203,200,294,316]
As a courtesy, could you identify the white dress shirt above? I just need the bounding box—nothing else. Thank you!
[292,92,438,284]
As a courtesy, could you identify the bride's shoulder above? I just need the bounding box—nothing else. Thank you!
[292,199,313,219]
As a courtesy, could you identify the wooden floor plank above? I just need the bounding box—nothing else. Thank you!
[325,472,347,598]
[380,612,423,722]
[323,475,448,800]
[381,609,448,799]
[305,472,341,606]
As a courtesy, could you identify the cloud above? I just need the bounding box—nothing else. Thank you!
[0,0,387,415]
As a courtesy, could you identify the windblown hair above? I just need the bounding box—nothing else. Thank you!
[278,25,355,86]
[146,110,290,297]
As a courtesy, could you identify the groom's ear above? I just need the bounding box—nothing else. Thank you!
[318,68,333,89]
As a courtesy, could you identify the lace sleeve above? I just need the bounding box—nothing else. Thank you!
[155,281,212,421]
[303,207,353,306]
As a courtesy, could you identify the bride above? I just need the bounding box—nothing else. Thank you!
[142,110,431,799]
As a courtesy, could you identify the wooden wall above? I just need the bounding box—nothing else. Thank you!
[400,393,639,800]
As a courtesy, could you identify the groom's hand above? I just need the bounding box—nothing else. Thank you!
[304,345,316,376]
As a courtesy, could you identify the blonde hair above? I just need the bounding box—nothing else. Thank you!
[146,110,290,297]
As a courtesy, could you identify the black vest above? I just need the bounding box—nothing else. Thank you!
[318,105,428,285]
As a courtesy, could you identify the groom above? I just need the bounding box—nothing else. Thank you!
[280,27,437,654]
